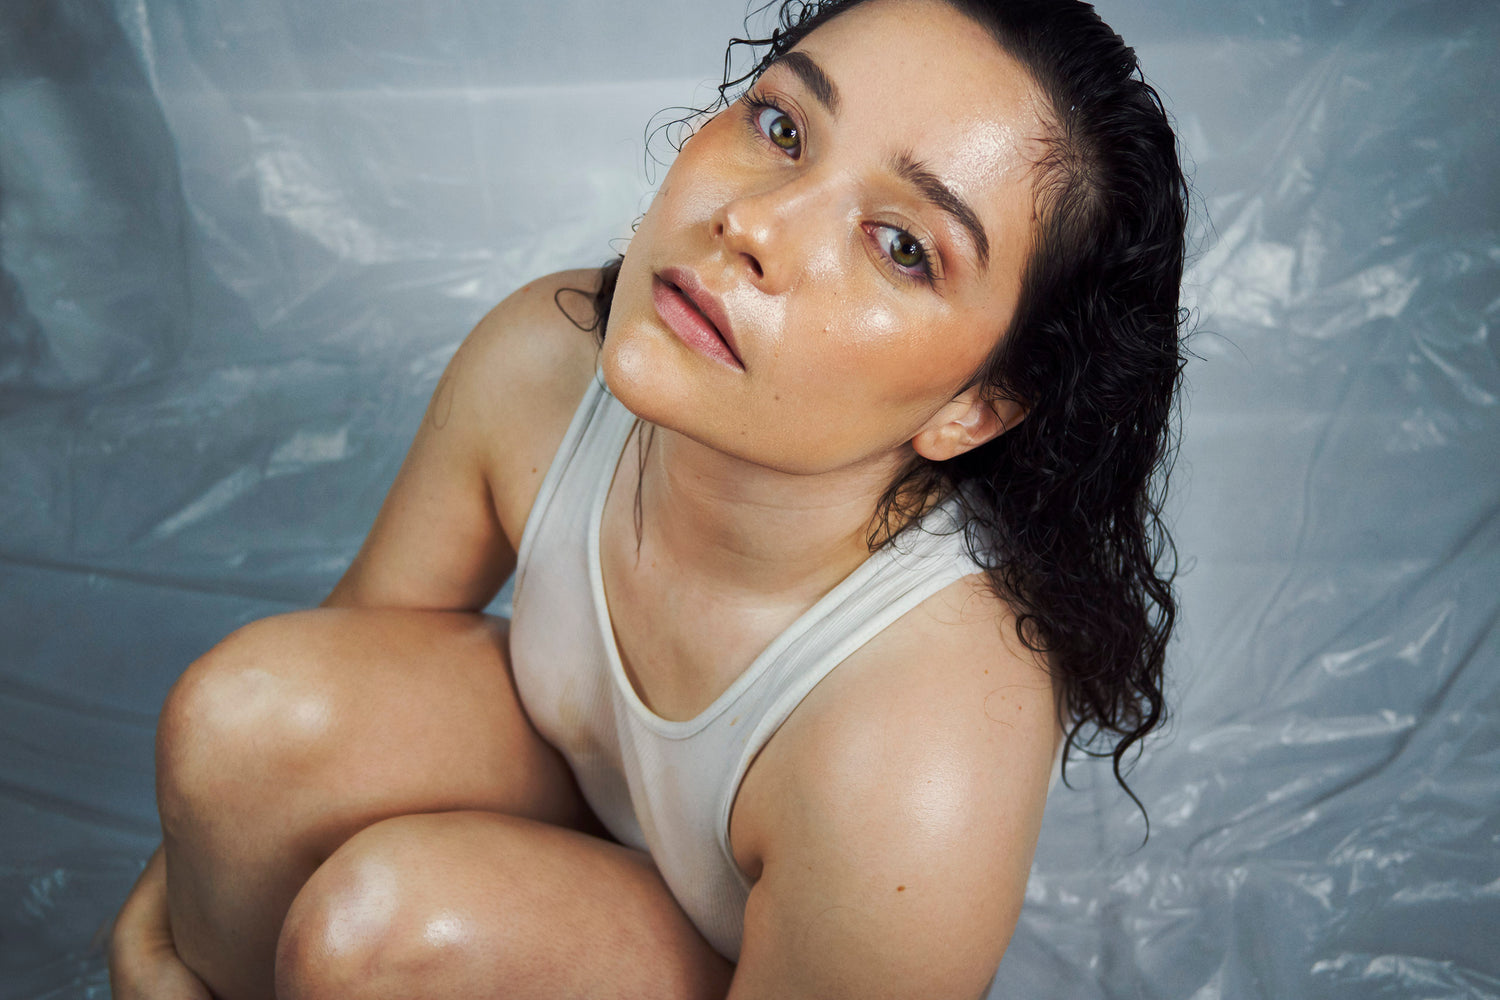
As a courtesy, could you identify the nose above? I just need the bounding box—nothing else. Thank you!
[710,175,821,291]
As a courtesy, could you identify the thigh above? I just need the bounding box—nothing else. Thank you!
[158,607,607,1000]
[276,810,734,1000]
[159,606,600,844]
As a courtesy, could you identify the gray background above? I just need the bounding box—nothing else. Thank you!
[2,0,1497,996]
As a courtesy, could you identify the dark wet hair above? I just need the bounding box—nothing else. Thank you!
[569,0,1188,823]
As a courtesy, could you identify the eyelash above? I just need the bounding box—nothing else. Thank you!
[739,91,940,287]
[741,94,800,158]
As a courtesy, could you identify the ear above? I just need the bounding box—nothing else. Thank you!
[910,387,1026,462]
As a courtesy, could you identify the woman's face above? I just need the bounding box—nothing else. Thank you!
[603,0,1048,476]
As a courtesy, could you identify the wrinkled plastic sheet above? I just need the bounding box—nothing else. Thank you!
[2,1,1497,997]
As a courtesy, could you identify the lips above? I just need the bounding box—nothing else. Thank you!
[655,266,743,370]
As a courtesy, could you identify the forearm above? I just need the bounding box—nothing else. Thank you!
[111,846,169,955]
[109,844,212,1000]
[320,510,513,611]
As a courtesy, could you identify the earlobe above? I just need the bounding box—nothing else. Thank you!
[911,391,1027,462]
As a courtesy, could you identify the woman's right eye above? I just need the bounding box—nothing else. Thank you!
[749,101,802,158]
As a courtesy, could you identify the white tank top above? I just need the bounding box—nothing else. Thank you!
[509,371,992,960]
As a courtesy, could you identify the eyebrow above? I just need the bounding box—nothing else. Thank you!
[889,150,991,270]
[770,52,990,272]
[775,51,841,116]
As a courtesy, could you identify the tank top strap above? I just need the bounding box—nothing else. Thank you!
[513,370,634,597]
[747,497,982,720]
[710,496,988,879]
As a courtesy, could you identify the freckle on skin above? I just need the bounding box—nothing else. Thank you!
[897,885,906,892]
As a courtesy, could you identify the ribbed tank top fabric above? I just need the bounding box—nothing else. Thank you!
[508,371,990,961]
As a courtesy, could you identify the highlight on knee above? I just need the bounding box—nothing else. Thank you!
[274,826,487,997]
[155,614,337,830]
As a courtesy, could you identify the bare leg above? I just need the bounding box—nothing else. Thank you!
[276,811,734,999]
[146,608,601,1000]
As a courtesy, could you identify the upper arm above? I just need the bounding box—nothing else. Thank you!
[325,269,603,610]
[728,577,1060,1000]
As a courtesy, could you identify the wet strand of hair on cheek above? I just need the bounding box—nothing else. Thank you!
[633,420,656,560]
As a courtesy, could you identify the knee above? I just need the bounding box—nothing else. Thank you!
[274,816,509,999]
[156,612,339,834]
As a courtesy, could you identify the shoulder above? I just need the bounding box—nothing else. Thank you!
[740,574,1061,846]
[460,267,604,421]
[453,268,607,548]
[731,575,1059,997]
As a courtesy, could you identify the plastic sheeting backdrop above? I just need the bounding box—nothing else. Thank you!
[1,0,1497,996]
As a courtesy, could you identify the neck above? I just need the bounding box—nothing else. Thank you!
[627,423,913,603]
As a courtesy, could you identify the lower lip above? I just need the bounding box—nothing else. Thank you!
[652,277,743,371]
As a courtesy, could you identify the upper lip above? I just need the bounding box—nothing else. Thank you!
[658,266,742,367]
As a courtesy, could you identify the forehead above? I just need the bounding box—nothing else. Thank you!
[786,0,1056,289]
[783,0,1049,202]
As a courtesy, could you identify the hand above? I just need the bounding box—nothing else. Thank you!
[108,846,214,1000]
[109,936,214,1000]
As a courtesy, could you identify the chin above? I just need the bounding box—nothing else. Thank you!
[598,327,691,429]
[601,330,778,468]
[600,335,842,477]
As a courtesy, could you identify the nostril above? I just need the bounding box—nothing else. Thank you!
[744,253,764,279]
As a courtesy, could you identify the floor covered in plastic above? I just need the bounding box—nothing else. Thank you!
[2,0,1497,997]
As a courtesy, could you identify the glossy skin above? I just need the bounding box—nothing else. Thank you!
[606,3,1038,477]
[109,1,1062,997]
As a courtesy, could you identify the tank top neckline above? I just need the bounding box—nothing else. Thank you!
[583,390,961,741]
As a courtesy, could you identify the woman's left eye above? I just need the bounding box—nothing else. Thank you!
[872,224,935,280]
[752,103,801,157]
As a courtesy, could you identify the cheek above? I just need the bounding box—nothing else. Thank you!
[806,301,965,409]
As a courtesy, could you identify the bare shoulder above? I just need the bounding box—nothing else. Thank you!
[454,268,607,549]
[460,267,605,426]
[739,574,1061,850]
[729,576,1059,997]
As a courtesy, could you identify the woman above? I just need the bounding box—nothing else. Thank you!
[110,0,1186,996]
